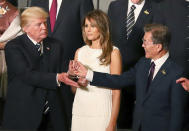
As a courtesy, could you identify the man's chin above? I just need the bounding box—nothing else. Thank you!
[145,55,150,59]
[41,35,48,39]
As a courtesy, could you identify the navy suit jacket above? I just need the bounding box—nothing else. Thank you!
[2,34,67,130]
[91,57,186,131]
[108,0,158,70]
[31,0,94,71]
[31,0,94,127]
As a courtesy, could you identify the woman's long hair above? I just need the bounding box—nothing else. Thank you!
[82,10,113,65]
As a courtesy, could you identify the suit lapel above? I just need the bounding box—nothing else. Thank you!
[20,34,42,70]
[140,59,151,100]
[42,38,51,71]
[23,34,40,57]
[52,0,66,34]
[130,0,152,36]
[119,0,128,42]
[143,58,171,102]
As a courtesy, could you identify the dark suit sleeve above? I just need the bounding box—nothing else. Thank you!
[90,58,143,89]
[91,69,136,89]
[5,44,58,90]
[79,0,94,21]
[169,73,186,131]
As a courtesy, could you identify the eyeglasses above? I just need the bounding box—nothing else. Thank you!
[142,38,154,46]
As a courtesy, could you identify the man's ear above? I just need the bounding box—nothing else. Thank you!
[157,43,163,52]
[22,25,28,33]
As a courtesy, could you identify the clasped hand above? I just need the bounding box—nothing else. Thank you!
[68,60,88,87]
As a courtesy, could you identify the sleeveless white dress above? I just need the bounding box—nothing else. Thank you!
[71,45,118,131]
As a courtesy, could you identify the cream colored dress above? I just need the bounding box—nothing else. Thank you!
[71,45,117,131]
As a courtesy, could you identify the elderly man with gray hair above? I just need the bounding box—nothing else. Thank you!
[2,7,78,131]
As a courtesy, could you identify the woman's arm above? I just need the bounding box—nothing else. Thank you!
[106,48,122,131]
[71,48,80,93]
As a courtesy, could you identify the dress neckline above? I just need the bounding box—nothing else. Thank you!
[87,45,102,50]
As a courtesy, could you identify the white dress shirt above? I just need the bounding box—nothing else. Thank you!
[151,52,169,79]
[49,0,62,18]
[128,0,145,22]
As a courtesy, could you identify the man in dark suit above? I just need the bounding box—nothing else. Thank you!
[107,0,158,127]
[154,0,189,129]
[154,0,187,75]
[2,7,79,131]
[71,24,186,131]
[30,0,94,127]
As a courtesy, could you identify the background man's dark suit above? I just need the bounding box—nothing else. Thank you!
[30,0,94,127]
[91,57,185,131]
[154,0,189,129]
[107,0,158,127]
[108,0,157,69]
[2,34,67,130]
[155,0,187,74]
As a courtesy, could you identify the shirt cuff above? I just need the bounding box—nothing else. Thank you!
[56,74,61,87]
[86,69,93,82]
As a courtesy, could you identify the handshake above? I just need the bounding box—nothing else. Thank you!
[58,60,89,88]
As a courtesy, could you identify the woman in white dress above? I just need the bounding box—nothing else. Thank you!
[71,10,122,131]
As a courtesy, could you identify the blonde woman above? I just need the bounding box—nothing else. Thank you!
[71,10,122,131]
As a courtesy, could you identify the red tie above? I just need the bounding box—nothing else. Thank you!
[50,0,57,32]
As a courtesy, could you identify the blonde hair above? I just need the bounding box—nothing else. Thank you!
[21,7,48,28]
[82,10,113,65]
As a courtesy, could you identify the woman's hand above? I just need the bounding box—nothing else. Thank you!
[0,42,5,50]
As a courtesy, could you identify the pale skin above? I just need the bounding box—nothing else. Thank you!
[176,78,189,91]
[23,17,79,87]
[142,32,167,60]
[131,0,144,5]
[0,42,5,50]
[107,49,122,131]
[71,18,122,131]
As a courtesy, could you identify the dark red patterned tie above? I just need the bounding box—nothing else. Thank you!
[50,0,57,32]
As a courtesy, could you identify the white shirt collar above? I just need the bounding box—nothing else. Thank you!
[152,52,169,68]
[27,35,38,45]
[128,0,145,21]
[151,52,169,79]
[27,35,44,54]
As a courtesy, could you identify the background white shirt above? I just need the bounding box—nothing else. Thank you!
[128,0,145,22]
[49,0,62,18]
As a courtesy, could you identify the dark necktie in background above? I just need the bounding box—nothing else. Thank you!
[126,5,136,39]
[146,62,155,93]
[43,100,50,114]
[50,0,57,32]
[35,43,41,52]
